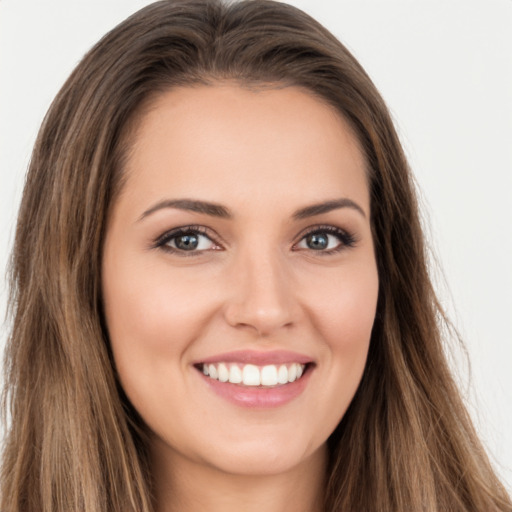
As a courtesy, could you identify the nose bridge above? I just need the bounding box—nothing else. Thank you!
[224,242,297,335]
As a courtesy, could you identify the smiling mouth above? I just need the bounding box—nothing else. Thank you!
[196,362,310,387]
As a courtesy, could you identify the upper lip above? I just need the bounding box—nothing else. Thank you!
[195,350,314,366]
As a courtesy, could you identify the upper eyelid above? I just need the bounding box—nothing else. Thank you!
[294,224,351,240]
[158,225,211,237]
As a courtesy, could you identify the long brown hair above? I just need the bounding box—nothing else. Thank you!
[2,1,510,511]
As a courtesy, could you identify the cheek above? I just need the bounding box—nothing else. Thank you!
[303,257,378,394]
[101,262,216,432]
[101,257,220,403]
[305,257,379,345]
[103,260,211,349]
[287,257,378,443]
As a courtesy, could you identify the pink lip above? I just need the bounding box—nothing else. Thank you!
[195,350,313,366]
[200,372,312,408]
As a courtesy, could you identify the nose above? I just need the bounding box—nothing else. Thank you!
[223,249,299,337]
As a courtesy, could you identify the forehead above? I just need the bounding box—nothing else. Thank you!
[120,83,369,218]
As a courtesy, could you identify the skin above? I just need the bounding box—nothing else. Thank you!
[102,83,379,512]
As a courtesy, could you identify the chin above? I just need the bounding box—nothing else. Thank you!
[195,435,327,478]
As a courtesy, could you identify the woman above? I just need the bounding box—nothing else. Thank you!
[1,1,511,511]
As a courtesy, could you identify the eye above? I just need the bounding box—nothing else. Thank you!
[294,226,356,253]
[154,226,219,254]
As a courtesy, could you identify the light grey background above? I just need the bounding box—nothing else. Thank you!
[1,0,511,491]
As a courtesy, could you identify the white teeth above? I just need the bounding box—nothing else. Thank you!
[288,364,297,382]
[229,365,242,384]
[217,363,229,382]
[277,365,288,384]
[208,364,217,379]
[200,362,307,387]
[261,365,278,386]
[242,364,261,386]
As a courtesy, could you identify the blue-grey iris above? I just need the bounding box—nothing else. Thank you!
[176,233,199,250]
[306,233,328,250]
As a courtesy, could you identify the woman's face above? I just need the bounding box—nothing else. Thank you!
[102,84,379,478]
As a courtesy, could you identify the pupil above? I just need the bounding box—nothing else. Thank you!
[176,233,198,250]
[307,233,328,250]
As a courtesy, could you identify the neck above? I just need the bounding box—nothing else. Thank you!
[152,442,327,512]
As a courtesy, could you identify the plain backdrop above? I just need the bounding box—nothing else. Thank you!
[1,0,511,491]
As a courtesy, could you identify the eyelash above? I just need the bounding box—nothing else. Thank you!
[153,224,357,256]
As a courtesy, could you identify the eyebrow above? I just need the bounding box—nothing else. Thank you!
[292,198,366,220]
[138,197,366,222]
[139,199,231,221]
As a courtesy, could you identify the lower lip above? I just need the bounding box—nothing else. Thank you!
[198,366,313,408]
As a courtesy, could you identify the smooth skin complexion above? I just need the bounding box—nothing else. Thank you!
[102,84,379,512]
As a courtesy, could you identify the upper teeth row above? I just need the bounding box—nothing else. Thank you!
[202,363,305,387]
